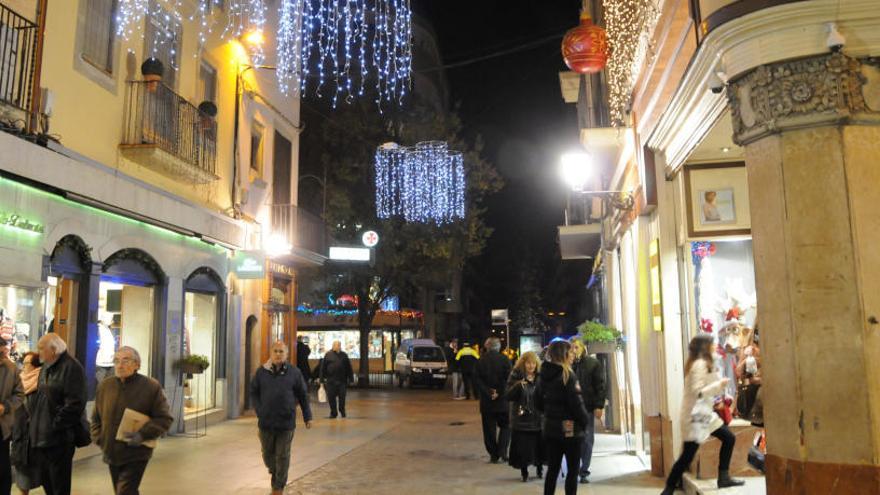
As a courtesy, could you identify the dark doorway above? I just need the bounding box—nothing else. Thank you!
[272,131,292,205]
[244,315,258,410]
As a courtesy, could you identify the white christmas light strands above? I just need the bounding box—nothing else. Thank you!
[375,142,466,224]
[276,0,413,108]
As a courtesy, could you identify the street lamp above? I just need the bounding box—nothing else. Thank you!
[559,151,635,211]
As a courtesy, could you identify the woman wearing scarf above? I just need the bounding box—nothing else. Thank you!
[12,352,42,494]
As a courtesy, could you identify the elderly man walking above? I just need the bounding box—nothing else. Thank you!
[251,341,313,495]
[475,337,512,463]
[30,333,85,495]
[319,341,353,419]
[0,339,24,495]
[90,346,172,495]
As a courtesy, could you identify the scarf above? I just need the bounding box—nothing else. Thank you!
[21,366,40,395]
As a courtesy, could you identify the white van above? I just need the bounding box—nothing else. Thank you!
[394,339,448,389]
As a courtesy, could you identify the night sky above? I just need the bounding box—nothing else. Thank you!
[418,1,594,334]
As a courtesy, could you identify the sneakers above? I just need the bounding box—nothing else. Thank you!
[717,470,746,488]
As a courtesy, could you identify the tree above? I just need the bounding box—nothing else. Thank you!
[299,98,501,386]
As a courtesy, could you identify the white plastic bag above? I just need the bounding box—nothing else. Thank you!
[318,384,327,403]
[689,397,717,443]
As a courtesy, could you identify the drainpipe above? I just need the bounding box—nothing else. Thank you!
[28,0,48,134]
[231,64,242,218]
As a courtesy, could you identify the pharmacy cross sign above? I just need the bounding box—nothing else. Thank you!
[362,230,380,248]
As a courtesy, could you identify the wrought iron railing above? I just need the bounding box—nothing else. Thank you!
[271,204,327,256]
[0,3,37,113]
[122,80,217,175]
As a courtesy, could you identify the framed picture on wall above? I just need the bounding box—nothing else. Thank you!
[684,163,750,237]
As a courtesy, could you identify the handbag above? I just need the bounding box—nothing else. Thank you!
[714,396,733,425]
[317,384,327,403]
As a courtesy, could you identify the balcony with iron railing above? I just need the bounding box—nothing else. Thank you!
[0,2,38,130]
[271,204,328,260]
[120,80,219,184]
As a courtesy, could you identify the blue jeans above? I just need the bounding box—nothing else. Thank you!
[579,411,595,476]
[451,372,464,398]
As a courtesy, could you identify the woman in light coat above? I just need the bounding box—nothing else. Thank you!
[662,334,744,494]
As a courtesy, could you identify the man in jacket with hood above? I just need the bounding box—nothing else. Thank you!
[30,333,85,495]
[90,346,172,494]
[475,337,512,463]
[251,341,312,495]
[571,338,606,484]
[319,341,353,418]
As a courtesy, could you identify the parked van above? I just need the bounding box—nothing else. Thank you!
[394,339,448,389]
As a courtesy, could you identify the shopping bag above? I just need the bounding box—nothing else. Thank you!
[317,384,327,403]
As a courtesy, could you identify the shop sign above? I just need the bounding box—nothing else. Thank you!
[491,309,509,325]
[269,261,294,277]
[233,250,265,279]
[329,246,370,262]
[362,230,379,247]
[0,212,44,234]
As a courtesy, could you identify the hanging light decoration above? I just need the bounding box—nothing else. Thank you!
[561,10,608,74]
[375,141,466,224]
[277,0,413,107]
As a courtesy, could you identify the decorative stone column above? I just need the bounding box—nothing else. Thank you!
[728,52,880,493]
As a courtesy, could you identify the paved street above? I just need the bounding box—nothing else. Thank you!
[31,388,671,494]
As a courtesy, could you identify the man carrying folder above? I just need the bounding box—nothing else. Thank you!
[90,346,172,495]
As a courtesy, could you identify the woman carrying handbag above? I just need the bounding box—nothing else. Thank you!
[504,351,544,482]
[662,334,745,494]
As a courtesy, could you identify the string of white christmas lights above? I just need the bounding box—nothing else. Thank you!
[603,0,659,126]
[375,141,466,224]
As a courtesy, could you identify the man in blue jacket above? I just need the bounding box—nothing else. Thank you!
[251,341,313,495]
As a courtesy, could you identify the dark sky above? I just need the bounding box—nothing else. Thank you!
[418,1,593,331]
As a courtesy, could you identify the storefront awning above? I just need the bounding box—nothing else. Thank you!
[558,223,601,260]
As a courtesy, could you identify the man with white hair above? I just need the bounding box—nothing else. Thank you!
[30,333,86,495]
[90,346,172,494]
[251,341,312,495]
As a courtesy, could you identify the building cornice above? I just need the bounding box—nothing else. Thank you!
[645,0,880,177]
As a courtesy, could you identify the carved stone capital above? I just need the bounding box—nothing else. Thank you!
[728,53,880,145]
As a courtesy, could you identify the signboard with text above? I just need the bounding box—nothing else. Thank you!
[232,250,265,279]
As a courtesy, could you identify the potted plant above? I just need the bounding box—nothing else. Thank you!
[176,354,209,376]
[577,320,623,354]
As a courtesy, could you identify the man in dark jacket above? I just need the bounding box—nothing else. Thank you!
[571,339,607,483]
[475,337,512,463]
[319,341,353,418]
[90,346,173,494]
[455,343,479,400]
[0,340,23,494]
[443,340,463,400]
[31,333,86,495]
[295,336,312,386]
[251,341,312,495]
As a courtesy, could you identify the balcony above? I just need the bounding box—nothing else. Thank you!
[271,204,328,262]
[559,195,603,261]
[120,81,218,184]
[0,3,38,128]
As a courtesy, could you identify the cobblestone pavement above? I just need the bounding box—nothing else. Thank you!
[45,388,674,494]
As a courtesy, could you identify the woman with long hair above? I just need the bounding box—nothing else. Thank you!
[505,351,544,482]
[662,334,745,494]
[12,352,42,494]
[536,340,590,495]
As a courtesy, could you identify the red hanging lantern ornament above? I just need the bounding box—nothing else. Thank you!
[561,11,608,74]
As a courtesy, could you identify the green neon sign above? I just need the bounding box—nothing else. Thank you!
[0,212,44,235]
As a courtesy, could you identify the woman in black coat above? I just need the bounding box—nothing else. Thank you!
[536,340,591,495]
[505,351,544,482]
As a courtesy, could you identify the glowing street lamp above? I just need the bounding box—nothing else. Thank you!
[265,233,292,257]
[560,151,593,191]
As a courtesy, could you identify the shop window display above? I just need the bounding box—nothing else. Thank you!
[298,330,385,360]
[1,285,46,360]
[183,291,217,414]
[691,240,761,419]
[98,281,155,381]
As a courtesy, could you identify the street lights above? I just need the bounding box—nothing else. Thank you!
[559,150,635,210]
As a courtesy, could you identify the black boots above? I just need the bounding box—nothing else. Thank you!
[536,465,543,479]
[717,470,746,488]
[660,488,676,495]
[521,468,528,482]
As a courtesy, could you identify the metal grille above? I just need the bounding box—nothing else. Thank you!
[0,3,36,112]
[122,80,217,175]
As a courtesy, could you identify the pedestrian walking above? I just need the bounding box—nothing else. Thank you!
[319,341,353,418]
[0,339,24,495]
[30,333,86,495]
[90,346,173,495]
[475,337,512,463]
[570,338,606,484]
[251,341,313,495]
[662,334,744,494]
[455,342,478,400]
[505,351,544,482]
[12,352,41,494]
[444,340,465,400]
[295,336,312,388]
[536,340,590,495]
